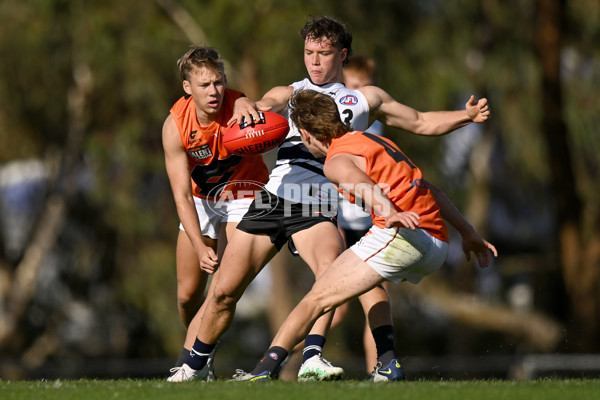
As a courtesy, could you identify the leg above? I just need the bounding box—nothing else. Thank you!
[197,229,277,344]
[182,222,238,350]
[363,281,391,372]
[235,249,384,381]
[170,229,277,381]
[176,230,215,326]
[291,222,349,380]
[329,301,351,331]
[291,221,344,338]
[357,283,393,372]
[272,249,384,353]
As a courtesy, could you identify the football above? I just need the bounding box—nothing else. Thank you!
[223,111,289,156]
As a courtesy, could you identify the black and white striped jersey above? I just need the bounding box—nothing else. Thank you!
[264,79,370,206]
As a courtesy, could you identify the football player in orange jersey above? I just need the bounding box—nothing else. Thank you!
[234,89,497,382]
[162,46,269,381]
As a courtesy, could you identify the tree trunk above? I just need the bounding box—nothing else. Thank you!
[535,0,598,348]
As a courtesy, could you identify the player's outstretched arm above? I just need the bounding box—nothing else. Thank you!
[360,86,490,136]
[427,182,497,267]
[461,231,497,269]
[228,86,293,126]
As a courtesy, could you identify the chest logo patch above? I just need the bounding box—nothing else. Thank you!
[188,144,213,160]
[339,94,358,106]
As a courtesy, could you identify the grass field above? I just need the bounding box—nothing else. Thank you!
[1,379,599,400]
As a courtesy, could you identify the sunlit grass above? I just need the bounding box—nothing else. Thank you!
[1,378,599,400]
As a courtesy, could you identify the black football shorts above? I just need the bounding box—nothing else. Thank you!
[236,189,337,251]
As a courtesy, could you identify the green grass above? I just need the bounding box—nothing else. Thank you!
[1,379,599,400]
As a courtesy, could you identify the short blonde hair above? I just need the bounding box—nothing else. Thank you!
[177,46,224,81]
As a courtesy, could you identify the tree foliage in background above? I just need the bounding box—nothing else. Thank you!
[0,0,598,378]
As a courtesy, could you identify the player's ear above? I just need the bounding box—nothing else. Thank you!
[182,80,192,95]
[299,128,311,143]
[340,48,348,63]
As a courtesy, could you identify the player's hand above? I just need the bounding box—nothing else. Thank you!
[461,231,498,268]
[465,95,490,123]
[200,247,219,274]
[385,211,421,229]
[228,97,272,126]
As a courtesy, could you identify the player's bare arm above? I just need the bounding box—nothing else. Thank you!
[360,86,490,136]
[228,85,294,126]
[427,181,497,267]
[324,153,420,230]
[162,116,219,273]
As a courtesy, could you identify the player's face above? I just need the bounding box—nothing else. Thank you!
[183,66,226,123]
[304,37,347,85]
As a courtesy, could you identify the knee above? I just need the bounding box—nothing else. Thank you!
[312,257,337,279]
[177,288,203,310]
[211,285,239,310]
[304,291,335,316]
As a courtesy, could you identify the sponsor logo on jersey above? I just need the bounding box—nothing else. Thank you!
[410,178,429,189]
[188,144,213,159]
[339,94,358,106]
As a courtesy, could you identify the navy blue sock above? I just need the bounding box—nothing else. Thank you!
[186,338,215,370]
[302,334,326,363]
[372,325,395,366]
[250,346,288,375]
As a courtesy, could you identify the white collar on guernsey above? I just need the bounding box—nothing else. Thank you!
[305,78,345,89]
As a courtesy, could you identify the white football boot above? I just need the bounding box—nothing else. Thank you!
[297,355,345,381]
[167,363,211,382]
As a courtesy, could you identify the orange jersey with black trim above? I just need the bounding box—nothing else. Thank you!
[170,88,269,200]
[326,131,448,242]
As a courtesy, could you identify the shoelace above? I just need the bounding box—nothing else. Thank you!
[232,369,251,379]
[318,356,334,367]
[372,361,383,374]
[168,367,189,381]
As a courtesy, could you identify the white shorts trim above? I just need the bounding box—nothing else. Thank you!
[179,197,253,239]
[350,226,448,284]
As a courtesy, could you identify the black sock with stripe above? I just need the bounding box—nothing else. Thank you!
[251,346,288,375]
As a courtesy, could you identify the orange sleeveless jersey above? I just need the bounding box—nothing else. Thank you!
[170,88,269,200]
[326,132,448,242]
